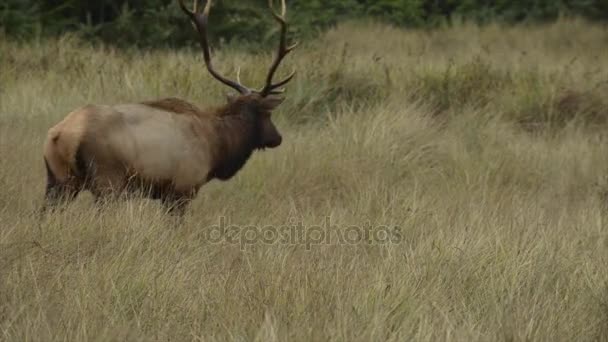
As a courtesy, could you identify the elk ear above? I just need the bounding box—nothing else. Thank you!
[259,96,285,111]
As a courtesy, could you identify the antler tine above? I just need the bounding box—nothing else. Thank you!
[236,66,242,85]
[193,0,199,13]
[270,71,295,88]
[177,0,251,95]
[259,0,298,97]
[268,0,286,20]
[177,0,193,15]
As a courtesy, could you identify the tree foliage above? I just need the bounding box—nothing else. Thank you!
[1,0,607,48]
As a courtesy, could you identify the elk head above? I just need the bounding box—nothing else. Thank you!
[177,0,297,150]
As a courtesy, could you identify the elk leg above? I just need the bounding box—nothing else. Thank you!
[39,160,80,219]
[90,188,126,218]
[90,169,128,205]
[161,196,190,216]
[160,192,192,222]
[39,182,80,219]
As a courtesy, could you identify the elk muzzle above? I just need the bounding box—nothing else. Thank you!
[261,119,282,148]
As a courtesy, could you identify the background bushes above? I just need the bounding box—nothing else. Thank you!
[1,0,607,48]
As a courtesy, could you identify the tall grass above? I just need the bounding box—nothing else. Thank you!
[1,18,608,341]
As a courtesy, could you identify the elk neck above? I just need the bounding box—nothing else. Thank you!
[207,101,262,181]
[142,97,264,182]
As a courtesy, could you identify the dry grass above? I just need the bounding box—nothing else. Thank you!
[2,18,608,341]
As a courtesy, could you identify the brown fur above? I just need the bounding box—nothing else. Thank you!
[141,97,212,118]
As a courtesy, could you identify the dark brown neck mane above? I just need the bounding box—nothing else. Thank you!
[142,97,261,181]
[142,97,213,118]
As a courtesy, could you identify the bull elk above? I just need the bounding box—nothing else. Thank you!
[41,0,297,218]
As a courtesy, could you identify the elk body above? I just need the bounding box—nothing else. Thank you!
[41,0,297,217]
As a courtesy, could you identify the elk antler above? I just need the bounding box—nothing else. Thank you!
[178,0,297,97]
[258,0,298,97]
[177,0,252,95]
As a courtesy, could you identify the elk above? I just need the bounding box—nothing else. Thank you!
[40,0,297,218]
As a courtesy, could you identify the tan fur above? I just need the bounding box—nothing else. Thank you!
[43,105,92,182]
[44,98,217,196]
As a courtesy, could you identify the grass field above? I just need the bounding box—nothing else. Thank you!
[2,18,608,341]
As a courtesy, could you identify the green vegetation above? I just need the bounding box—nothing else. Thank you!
[2,16,608,341]
[1,0,608,47]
